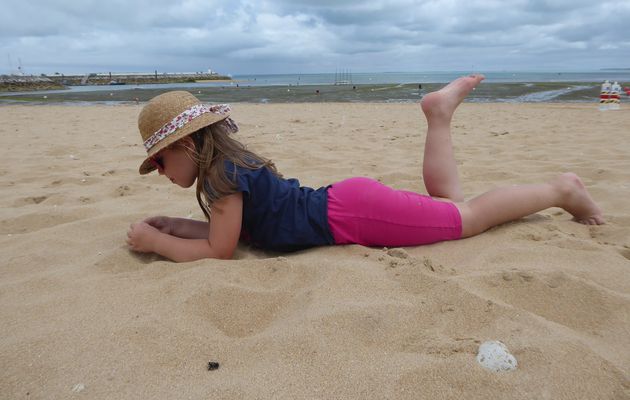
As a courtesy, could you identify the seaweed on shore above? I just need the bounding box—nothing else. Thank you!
[0,82,604,104]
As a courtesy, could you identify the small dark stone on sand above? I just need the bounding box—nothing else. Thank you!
[207,362,220,371]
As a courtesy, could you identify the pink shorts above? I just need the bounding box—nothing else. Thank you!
[327,177,462,247]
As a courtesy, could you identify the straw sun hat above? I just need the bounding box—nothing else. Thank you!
[137,91,237,174]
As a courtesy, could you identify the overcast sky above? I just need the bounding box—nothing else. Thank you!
[1,0,629,76]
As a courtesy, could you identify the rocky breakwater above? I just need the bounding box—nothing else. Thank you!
[48,72,232,86]
[0,75,67,92]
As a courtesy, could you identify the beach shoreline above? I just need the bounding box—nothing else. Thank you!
[1,102,629,399]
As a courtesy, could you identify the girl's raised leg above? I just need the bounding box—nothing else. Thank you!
[420,74,485,202]
[457,173,605,238]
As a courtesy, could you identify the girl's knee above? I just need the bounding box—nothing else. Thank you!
[455,203,487,238]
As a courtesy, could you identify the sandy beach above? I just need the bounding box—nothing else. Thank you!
[1,101,629,399]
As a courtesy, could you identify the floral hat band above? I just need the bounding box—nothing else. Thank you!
[143,103,239,151]
[137,91,239,174]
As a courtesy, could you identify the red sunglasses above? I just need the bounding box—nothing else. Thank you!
[149,154,165,172]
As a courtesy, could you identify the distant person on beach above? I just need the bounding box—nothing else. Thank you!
[126,75,604,262]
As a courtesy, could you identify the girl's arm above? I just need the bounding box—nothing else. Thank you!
[145,216,210,239]
[128,193,243,262]
[171,218,209,239]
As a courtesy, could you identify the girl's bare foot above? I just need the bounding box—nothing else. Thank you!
[421,74,485,123]
[554,173,605,225]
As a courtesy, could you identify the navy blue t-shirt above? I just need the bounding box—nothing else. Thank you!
[206,161,334,252]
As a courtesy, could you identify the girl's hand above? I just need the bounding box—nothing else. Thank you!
[143,216,173,235]
[127,221,160,253]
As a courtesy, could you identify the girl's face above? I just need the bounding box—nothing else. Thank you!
[152,142,198,188]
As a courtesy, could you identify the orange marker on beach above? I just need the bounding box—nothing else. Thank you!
[599,80,611,110]
[610,81,621,110]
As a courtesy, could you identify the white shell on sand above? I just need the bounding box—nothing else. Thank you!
[476,341,518,372]
[71,383,85,392]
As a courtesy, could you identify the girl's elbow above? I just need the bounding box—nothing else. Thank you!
[213,249,234,260]
[209,243,235,260]
[216,252,234,260]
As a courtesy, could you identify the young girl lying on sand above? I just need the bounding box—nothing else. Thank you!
[126,75,604,262]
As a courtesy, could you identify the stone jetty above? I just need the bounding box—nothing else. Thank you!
[1,71,231,92]
[0,75,66,92]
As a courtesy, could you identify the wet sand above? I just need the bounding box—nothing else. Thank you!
[0,81,605,104]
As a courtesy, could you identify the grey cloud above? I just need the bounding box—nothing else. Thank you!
[1,0,628,75]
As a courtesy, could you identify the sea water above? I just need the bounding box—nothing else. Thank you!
[232,71,630,86]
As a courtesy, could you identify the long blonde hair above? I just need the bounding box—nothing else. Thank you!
[186,120,281,220]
